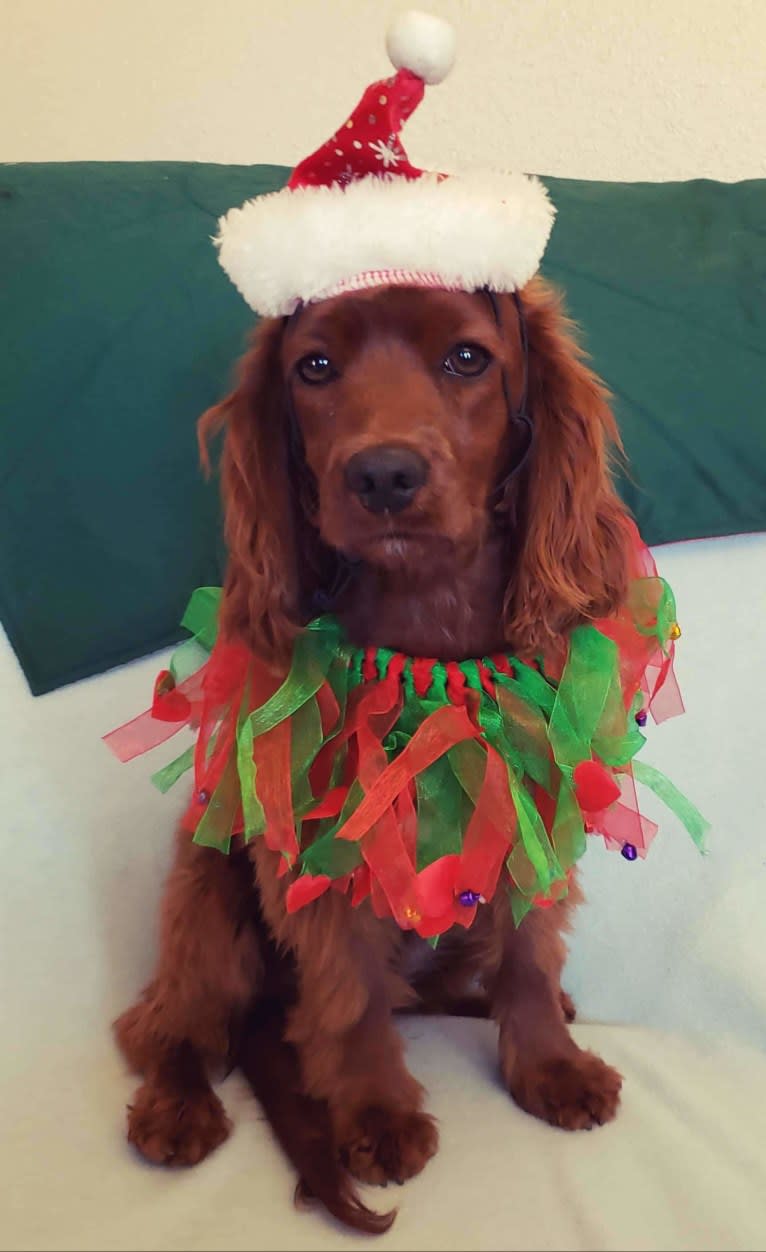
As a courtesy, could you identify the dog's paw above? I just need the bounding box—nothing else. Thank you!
[126,1080,231,1166]
[509,1050,622,1131]
[560,990,577,1023]
[340,1107,438,1186]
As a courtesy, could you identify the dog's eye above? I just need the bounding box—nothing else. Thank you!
[443,343,491,378]
[296,353,337,385]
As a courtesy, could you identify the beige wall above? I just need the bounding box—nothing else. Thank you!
[2,0,764,181]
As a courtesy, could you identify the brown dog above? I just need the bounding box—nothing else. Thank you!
[115,277,626,1228]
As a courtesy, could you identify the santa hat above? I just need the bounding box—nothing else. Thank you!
[215,10,555,317]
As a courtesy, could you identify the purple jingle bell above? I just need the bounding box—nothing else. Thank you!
[621,842,638,862]
[635,709,648,727]
[458,890,482,908]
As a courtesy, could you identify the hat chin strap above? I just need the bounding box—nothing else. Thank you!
[484,288,534,511]
[280,306,362,614]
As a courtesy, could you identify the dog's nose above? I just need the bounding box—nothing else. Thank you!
[344,445,428,514]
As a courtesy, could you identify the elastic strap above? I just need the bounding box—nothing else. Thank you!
[484,288,534,504]
[283,304,361,612]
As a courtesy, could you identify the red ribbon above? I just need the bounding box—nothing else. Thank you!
[459,747,517,900]
[336,703,480,844]
[253,719,299,866]
[104,666,208,762]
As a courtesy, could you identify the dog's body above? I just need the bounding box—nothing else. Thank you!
[116,279,628,1224]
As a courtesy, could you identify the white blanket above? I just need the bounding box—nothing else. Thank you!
[2,534,765,1251]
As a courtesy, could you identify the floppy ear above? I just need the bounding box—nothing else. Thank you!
[503,278,631,657]
[198,318,326,664]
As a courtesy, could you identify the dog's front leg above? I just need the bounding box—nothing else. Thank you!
[251,842,438,1185]
[488,886,622,1130]
[115,832,263,1165]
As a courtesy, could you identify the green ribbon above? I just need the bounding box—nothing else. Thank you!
[152,745,194,793]
[491,684,553,790]
[181,586,222,649]
[193,753,238,853]
[447,738,491,804]
[547,626,620,770]
[169,586,221,682]
[508,773,561,894]
[632,760,709,850]
[240,616,342,741]
[491,660,556,717]
[290,697,325,819]
[300,780,365,877]
[195,681,255,853]
[238,713,265,839]
[627,577,677,653]
[548,775,586,871]
[237,673,266,840]
[415,754,468,869]
[510,885,535,927]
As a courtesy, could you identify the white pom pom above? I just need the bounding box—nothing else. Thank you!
[386,10,456,85]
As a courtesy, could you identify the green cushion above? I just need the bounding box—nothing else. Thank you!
[1,163,764,695]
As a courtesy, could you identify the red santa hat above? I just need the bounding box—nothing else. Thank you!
[215,10,555,317]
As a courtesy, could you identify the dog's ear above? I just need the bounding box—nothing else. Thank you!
[502,279,630,657]
[198,318,321,664]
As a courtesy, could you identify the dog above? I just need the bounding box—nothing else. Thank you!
[115,277,628,1230]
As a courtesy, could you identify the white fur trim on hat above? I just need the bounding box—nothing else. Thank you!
[215,172,555,317]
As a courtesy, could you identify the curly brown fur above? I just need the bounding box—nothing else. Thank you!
[239,999,396,1234]
[116,280,628,1229]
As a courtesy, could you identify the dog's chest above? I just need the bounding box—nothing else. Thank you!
[398,933,443,983]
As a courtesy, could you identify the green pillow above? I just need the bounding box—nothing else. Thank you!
[1,163,763,695]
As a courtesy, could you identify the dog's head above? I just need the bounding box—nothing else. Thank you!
[201,279,629,662]
[280,286,518,568]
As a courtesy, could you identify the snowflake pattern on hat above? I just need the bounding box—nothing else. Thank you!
[290,69,426,189]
